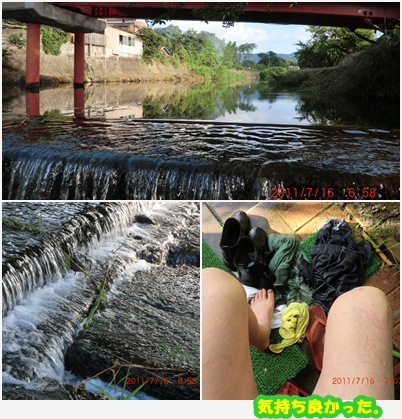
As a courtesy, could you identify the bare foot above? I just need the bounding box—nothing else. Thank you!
[249,288,275,351]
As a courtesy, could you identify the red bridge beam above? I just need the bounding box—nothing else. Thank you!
[51,2,400,29]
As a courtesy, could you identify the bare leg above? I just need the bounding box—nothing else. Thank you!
[202,268,274,400]
[313,286,394,399]
[249,288,275,351]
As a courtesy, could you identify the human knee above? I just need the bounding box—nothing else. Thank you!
[331,286,391,322]
[202,267,221,286]
[202,267,245,298]
[342,286,387,306]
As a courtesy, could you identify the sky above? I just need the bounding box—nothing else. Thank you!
[154,20,312,55]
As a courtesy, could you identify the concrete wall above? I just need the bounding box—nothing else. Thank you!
[3,26,200,86]
[3,24,143,59]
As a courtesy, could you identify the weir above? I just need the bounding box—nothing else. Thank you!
[2,120,400,200]
[2,202,150,315]
[2,202,200,399]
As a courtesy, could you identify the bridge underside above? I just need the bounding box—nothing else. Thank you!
[50,2,400,31]
[2,2,105,33]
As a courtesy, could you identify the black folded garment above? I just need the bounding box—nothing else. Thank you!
[299,219,372,312]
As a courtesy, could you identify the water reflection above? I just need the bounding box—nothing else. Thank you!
[294,94,400,128]
[3,82,399,201]
[2,81,399,128]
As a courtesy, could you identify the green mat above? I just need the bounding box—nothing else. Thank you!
[202,239,309,395]
[202,232,381,395]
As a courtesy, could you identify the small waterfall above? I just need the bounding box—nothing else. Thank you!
[124,165,261,200]
[3,120,400,200]
[2,202,150,315]
[2,202,200,398]
[3,151,261,200]
[2,271,95,383]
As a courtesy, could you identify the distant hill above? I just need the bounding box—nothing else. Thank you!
[277,52,297,61]
[241,52,297,63]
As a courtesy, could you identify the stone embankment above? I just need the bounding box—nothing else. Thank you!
[3,47,203,87]
[2,26,204,88]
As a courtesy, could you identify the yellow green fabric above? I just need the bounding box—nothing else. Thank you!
[269,302,310,354]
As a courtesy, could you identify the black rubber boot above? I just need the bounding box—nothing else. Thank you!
[234,227,274,289]
[220,211,251,271]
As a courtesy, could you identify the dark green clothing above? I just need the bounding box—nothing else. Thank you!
[267,234,312,305]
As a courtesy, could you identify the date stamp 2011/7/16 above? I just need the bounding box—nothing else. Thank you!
[270,187,379,199]
[331,377,400,385]
[125,377,198,385]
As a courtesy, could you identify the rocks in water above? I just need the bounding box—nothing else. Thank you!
[137,244,163,264]
[2,379,107,400]
[134,214,154,224]
[166,244,200,267]
[64,266,200,400]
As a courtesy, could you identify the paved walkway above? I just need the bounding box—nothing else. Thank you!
[202,201,400,393]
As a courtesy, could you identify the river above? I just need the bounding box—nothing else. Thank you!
[2,81,400,200]
[2,201,200,400]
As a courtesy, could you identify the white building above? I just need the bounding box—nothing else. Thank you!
[104,19,146,58]
[64,19,146,58]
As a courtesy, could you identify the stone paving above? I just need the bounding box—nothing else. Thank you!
[201,201,400,394]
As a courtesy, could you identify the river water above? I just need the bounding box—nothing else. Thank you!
[2,82,399,200]
[2,202,200,400]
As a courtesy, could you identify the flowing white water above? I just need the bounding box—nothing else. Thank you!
[3,121,399,200]
[2,202,200,400]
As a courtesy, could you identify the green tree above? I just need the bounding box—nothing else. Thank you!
[221,41,254,69]
[141,25,257,80]
[295,26,375,68]
[221,41,239,69]
[259,66,288,83]
[199,31,226,58]
[155,25,183,52]
[155,24,182,39]
[180,29,219,67]
[239,42,257,59]
[242,59,258,70]
[239,42,257,69]
[257,51,287,67]
[138,27,165,62]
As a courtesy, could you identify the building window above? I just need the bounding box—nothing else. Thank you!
[119,35,129,45]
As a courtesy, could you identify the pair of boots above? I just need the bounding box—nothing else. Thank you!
[220,211,275,290]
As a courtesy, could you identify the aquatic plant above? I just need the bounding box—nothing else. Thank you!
[2,216,45,234]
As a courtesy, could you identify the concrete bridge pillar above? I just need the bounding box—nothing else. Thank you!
[26,23,41,89]
[74,32,85,88]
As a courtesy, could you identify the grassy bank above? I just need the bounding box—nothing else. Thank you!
[264,32,399,101]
